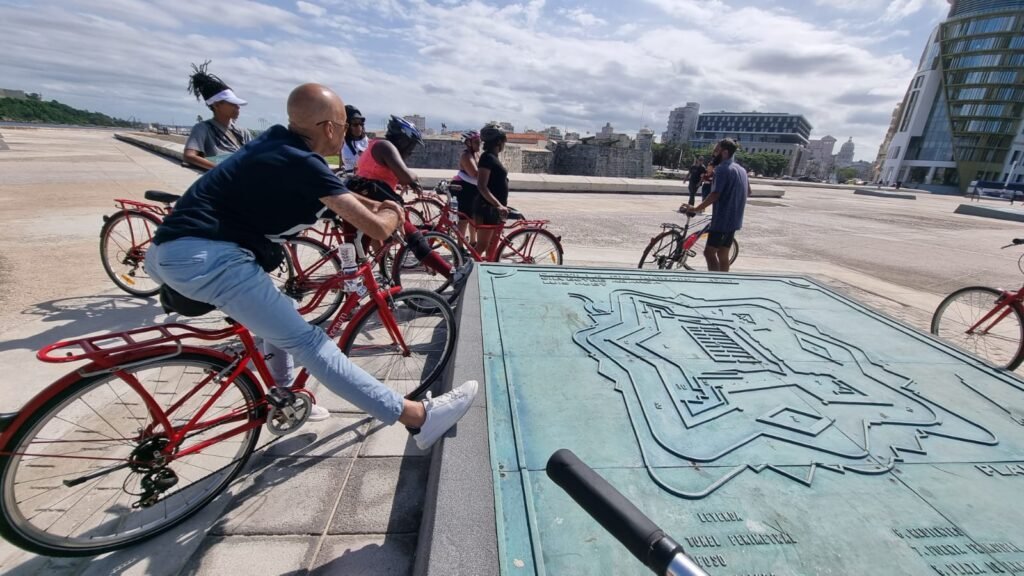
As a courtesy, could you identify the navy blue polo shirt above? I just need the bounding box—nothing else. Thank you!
[709,158,749,232]
[154,125,347,252]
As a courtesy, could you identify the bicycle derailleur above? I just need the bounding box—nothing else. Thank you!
[265,387,313,436]
[128,437,179,509]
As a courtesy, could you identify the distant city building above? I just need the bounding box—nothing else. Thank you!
[541,126,563,141]
[873,102,904,181]
[0,88,27,100]
[564,131,581,141]
[798,135,837,178]
[489,121,516,133]
[836,138,856,168]
[662,102,700,144]
[404,114,426,132]
[692,112,813,175]
[506,133,549,147]
[879,0,1024,191]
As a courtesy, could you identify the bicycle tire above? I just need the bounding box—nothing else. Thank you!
[99,210,163,297]
[499,228,564,265]
[409,197,445,226]
[0,351,262,557]
[390,231,466,304]
[341,289,456,399]
[638,230,681,270]
[281,237,344,326]
[680,235,739,271]
[931,286,1024,370]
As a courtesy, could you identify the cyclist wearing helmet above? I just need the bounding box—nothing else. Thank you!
[354,115,471,287]
[474,124,510,254]
[452,130,481,244]
[340,104,367,171]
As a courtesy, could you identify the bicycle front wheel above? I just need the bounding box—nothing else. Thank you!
[99,211,162,297]
[391,231,465,303]
[342,289,456,399]
[409,197,445,227]
[932,286,1024,369]
[0,352,262,557]
[638,230,681,270]
[499,228,564,265]
[280,237,344,326]
[680,233,739,271]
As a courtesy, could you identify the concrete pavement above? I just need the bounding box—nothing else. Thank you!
[2,127,1024,574]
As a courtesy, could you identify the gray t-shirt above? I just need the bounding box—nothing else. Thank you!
[185,119,252,160]
[709,159,749,232]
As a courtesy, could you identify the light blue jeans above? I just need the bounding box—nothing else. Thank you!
[146,237,404,423]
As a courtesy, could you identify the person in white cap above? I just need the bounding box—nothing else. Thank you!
[183,61,252,171]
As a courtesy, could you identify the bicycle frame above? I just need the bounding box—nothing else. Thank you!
[965,287,1024,336]
[433,203,551,262]
[105,199,169,260]
[7,260,404,462]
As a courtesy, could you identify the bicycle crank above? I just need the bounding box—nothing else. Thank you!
[266,389,312,436]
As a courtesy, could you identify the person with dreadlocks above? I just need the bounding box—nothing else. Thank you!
[183,61,252,171]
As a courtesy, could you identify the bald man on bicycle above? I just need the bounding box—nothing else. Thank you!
[146,83,477,450]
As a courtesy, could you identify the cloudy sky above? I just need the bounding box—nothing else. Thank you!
[1,0,952,160]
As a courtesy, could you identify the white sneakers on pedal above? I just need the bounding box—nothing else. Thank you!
[414,380,479,450]
[308,404,330,422]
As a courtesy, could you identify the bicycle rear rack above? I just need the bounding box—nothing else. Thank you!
[38,323,242,364]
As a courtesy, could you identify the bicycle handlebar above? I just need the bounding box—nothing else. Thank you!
[545,449,709,576]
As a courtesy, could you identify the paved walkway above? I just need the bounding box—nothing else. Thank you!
[2,127,1024,574]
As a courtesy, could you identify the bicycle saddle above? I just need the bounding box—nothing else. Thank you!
[1013,238,1024,245]
[159,285,215,317]
[144,190,182,204]
[507,207,525,220]
[660,222,683,230]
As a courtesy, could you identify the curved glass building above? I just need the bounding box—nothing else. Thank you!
[880,0,1024,192]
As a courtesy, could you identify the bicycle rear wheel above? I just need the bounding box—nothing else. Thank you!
[99,211,162,297]
[498,228,564,265]
[341,289,456,399]
[638,231,681,270]
[409,197,445,227]
[680,233,739,271]
[932,286,1024,370]
[0,352,262,557]
[390,232,465,303]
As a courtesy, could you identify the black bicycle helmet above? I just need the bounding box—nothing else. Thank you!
[480,124,506,145]
[386,115,424,150]
[345,105,364,123]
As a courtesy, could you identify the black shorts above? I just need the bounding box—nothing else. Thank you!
[706,230,735,248]
[473,198,502,225]
[452,181,478,213]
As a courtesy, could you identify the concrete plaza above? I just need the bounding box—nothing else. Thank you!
[1,127,1023,574]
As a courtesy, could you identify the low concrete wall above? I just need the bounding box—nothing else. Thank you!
[115,132,186,162]
[113,132,785,197]
[954,203,1024,223]
[854,189,916,200]
[753,177,928,194]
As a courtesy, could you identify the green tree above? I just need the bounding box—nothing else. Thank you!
[837,167,859,182]
[0,98,134,127]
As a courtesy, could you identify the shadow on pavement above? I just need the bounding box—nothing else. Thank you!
[0,294,227,355]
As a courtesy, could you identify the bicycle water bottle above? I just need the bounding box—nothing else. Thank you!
[339,243,366,296]
[450,195,459,224]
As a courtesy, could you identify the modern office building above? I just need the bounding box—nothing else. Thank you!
[691,112,813,175]
[879,0,1024,192]
[662,102,700,144]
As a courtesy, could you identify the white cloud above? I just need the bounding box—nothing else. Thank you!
[296,1,326,17]
[0,0,927,160]
[560,8,606,27]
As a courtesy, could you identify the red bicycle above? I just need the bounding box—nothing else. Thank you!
[0,257,455,557]
[932,238,1024,369]
[99,191,179,297]
[391,181,563,288]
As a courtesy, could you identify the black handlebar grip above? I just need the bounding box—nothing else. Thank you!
[546,449,683,573]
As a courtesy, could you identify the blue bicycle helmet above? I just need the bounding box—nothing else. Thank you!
[386,115,424,151]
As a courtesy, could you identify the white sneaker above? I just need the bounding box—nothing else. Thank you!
[308,404,330,422]
[414,380,479,450]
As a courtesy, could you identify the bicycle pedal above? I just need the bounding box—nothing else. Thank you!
[267,386,296,409]
[266,393,312,436]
